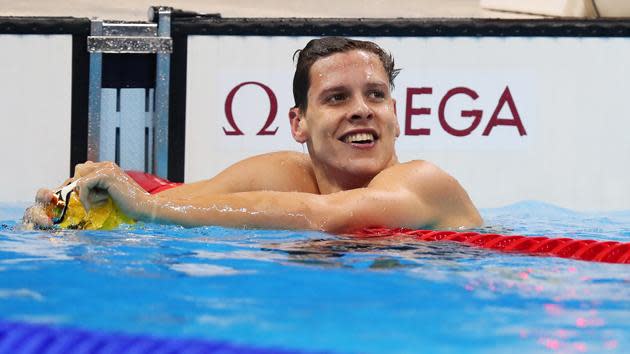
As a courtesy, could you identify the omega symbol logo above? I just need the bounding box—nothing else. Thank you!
[223,81,279,136]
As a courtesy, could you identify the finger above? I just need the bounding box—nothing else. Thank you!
[35,188,55,204]
[89,190,110,206]
[74,163,89,179]
[76,181,91,212]
[22,205,53,227]
[75,173,106,212]
[73,160,98,178]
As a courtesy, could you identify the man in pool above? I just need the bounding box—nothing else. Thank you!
[24,37,482,232]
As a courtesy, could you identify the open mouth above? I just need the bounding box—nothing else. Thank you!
[339,132,378,145]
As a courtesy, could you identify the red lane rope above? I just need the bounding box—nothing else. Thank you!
[126,171,182,194]
[350,227,630,264]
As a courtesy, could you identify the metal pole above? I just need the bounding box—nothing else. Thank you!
[153,8,172,179]
[87,20,103,162]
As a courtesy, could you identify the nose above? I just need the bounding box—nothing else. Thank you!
[349,94,373,121]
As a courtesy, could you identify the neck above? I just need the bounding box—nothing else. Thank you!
[310,155,399,194]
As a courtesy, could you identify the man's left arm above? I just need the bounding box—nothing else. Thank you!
[316,160,482,231]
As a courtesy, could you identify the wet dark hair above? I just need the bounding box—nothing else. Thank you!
[292,37,400,111]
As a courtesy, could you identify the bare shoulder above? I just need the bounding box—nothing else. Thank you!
[369,160,450,188]
[262,151,313,167]
[371,160,483,228]
[240,151,314,176]
[224,151,318,193]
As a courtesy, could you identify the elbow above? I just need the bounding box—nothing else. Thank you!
[470,212,484,228]
[314,217,347,234]
[301,195,387,233]
[303,199,351,233]
[305,210,342,233]
[308,207,366,234]
[307,197,395,234]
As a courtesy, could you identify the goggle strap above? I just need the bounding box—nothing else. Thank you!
[51,180,78,224]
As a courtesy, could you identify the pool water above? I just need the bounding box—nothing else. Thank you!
[0,201,628,353]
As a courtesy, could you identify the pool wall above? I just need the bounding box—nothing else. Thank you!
[1,13,630,212]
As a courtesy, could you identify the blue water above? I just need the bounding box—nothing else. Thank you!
[0,201,628,353]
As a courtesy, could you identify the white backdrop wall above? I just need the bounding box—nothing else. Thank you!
[0,35,73,203]
[185,36,630,211]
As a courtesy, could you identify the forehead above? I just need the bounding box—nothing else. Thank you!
[308,50,388,89]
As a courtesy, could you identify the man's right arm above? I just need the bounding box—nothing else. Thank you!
[22,152,317,228]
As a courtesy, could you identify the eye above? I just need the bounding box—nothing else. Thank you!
[327,93,347,104]
[368,90,385,100]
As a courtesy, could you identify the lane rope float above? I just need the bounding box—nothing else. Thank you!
[349,227,630,264]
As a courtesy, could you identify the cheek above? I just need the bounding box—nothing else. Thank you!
[311,120,335,139]
[381,114,399,132]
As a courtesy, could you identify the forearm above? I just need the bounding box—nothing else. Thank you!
[132,187,427,232]
[135,191,325,230]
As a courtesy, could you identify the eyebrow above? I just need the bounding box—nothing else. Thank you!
[317,81,389,98]
[365,82,389,91]
[318,85,348,99]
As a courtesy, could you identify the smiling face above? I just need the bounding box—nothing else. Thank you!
[290,49,400,192]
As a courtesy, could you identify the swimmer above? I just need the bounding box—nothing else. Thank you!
[23,37,482,232]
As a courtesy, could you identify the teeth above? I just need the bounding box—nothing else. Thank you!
[343,133,374,144]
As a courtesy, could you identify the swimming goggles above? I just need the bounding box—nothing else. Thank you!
[50,180,78,224]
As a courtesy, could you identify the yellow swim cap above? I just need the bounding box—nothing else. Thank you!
[57,192,135,230]
[49,181,134,230]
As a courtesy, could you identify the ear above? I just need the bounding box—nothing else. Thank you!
[393,98,400,138]
[289,107,309,143]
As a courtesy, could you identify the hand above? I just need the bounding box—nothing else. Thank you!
[73,161,150,219]
[22,161,150,228]
[22,205,50,229]
[21,187,59,228]
[21,160,99,228]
